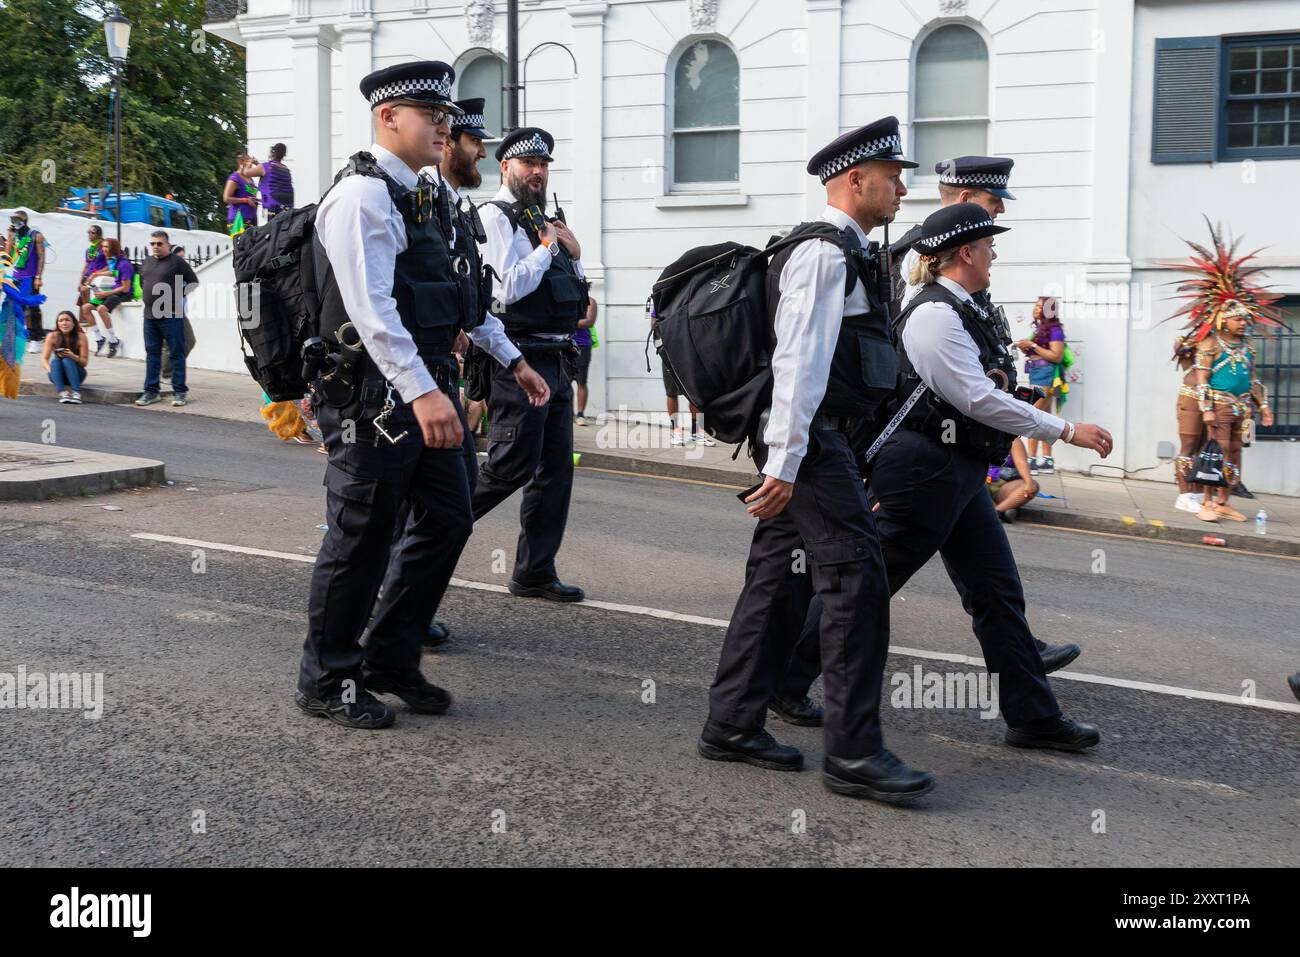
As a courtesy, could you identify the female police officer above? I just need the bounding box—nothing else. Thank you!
[871,203,1111,751]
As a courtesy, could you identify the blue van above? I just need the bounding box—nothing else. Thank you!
[57,188,197,231]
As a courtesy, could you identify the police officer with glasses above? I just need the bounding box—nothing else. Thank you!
[296,61,548,730]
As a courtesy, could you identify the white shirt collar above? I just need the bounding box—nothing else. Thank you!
[820,204,870,247]
[368,142,419,192]
[493,184,516,204]
[937,275,977,305]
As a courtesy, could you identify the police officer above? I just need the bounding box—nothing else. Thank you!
[474,126,587,602]
[701,118,933,805]
[415,96,502,648]
[296,62,548,729]
[782,203,1109,751]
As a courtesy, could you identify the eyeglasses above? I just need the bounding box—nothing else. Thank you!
[396,102,449,126]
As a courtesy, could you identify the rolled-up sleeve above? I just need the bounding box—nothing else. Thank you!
[903,301,1065,442]
[315,175,437,402]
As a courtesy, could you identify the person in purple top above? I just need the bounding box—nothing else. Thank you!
[78,224,107,302]
[1017,295,1066,474]
[244,143,295,221]
[572,295,596,425]
[223,152,260,235]
[5,210,46,342]
[79,237,132,357]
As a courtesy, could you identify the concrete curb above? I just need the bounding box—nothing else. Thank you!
[1014,505,1299,558]
[0,442,165,502]
[21,381,175,405]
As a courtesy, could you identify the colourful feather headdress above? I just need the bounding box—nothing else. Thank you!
[1163,217,1284,359]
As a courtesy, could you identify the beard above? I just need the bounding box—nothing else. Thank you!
[448,138,482,190]
[506,169,546,210]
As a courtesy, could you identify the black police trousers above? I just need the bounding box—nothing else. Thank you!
[777,429,1059,726]
[298,374,474,700]
[471,351,573,586]
[708,429,891,758]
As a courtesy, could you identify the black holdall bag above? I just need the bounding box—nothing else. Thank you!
[231,203,322,401]
[649,224,862,445]
[1192,438,1230,488]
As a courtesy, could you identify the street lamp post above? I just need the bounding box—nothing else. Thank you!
[103,8,132,247]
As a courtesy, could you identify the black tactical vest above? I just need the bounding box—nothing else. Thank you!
[487,200,585,336]
[314,152,471,364]
[765,223,897,420]
[894,281,1020,464]
[451,196,490,333]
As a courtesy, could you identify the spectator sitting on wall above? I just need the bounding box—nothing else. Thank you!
[80,237,132,357]
[41,310,89,404]
[77,224,106,309]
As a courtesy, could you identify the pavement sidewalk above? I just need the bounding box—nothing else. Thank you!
[20,354,1299,556]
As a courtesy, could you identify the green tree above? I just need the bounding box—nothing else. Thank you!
[0,0,246,230]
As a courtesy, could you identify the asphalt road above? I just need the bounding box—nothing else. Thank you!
[2,396,1298,866]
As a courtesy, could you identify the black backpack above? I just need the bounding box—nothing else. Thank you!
[649,223,869,445]
[232,204,321,401]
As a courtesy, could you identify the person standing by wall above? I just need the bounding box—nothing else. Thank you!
[5,210,45,345]
[223,153,260,236]
[573,295,596,425]
[244,144,295,221]
[134,230,198,408]
[1018,295,1066,474]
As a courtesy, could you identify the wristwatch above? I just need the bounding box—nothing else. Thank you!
[507,355,524,372]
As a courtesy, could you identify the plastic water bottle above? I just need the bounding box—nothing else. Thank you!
[1255,509,1267,535]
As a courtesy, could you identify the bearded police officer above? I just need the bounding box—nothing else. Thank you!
[701,118,933,805]
[296,61,548,729]
[474,126,587,603]
[415,96,500,649]
[783,203,1109,751]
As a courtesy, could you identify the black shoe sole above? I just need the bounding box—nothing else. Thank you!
[1040,645,1082,675]
[823,772,934,804]
[294,693,396,729]
[767,706,825,728]
[507,582,584,603]
[369,685,452,715]
[697,738,802,771]
[1004,729,1100,752]
[1287,674,1299,702]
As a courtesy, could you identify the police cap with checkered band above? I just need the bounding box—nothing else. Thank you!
[912,202,1010,255]
[806,116,919,184]
[450,98,494,141]
[360,61,463,113]
[494,126,555,163]
[935,155,1016,200]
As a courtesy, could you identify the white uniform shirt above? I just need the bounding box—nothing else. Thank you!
[762,204,870,484]
[418,166,522,368]
[903,276,1065,442]
[478,185,585,340]
[899,244,922,310]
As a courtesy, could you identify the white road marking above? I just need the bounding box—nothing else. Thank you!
[131,531,1300,715]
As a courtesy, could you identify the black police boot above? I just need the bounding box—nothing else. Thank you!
[364,670,452,715]
[508,579,584,603]
[1005,714,1099,752]
[424,621,451,649]
[294,688,395,730]
[698,719,802,771]
[768,695,825,727]
[1038,641,1082,674]
[823,750,935,804]
[1287,672,1299,702]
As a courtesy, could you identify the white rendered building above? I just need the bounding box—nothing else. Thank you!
[206,0,1300,492]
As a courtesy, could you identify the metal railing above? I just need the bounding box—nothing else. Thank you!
[126,244,226,271]
[1255,298,1299,439]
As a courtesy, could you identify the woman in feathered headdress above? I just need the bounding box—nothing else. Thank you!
[1165,219,1282,523]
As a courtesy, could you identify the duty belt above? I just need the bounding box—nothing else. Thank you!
[512,335,574,354]
[810,413,856,433]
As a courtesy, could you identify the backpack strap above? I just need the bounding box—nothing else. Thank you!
[765,221,871,299]
[486,199,523,233]
[333,150,406,206]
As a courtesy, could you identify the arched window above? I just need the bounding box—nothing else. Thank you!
[671,38,740,186]
[457,54,506,191]
[913,25,989,175]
